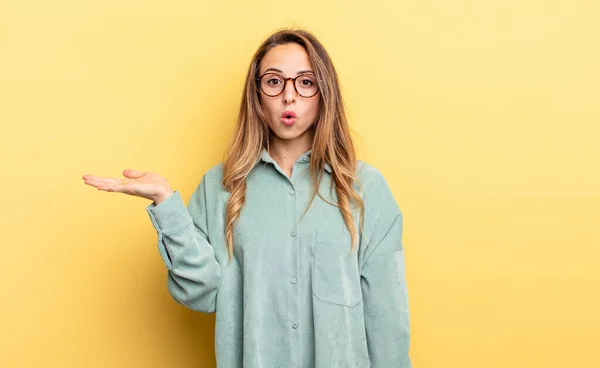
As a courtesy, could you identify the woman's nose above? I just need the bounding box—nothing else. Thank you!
[282,79,296,104]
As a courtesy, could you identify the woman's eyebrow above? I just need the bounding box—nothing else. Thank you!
[264,67,283,74]
[263,67,315,75]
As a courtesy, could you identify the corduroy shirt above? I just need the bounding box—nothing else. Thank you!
[145,148,411,367]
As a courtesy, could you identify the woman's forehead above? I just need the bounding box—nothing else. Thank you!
[260,43,314,75]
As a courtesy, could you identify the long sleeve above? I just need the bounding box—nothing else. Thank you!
[359,170,411,367]
[146,175,221,313]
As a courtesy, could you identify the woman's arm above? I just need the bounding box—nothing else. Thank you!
[146,174,221,313]
[359,169,412,367]
[360,212,411,367]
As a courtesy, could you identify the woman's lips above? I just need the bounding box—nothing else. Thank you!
[281,111,297,126]
[281,117,297,126]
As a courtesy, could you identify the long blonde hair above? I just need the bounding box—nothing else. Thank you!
[222,28,365,262]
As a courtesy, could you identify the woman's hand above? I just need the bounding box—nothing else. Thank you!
[82,169,174,204]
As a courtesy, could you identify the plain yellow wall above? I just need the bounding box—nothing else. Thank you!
[1,0,599,367]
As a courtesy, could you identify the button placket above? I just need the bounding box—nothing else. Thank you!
[288,181,301,345]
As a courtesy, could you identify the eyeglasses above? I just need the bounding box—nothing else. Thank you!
[256,72,320,98]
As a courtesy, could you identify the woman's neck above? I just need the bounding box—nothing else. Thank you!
[268,133,314,177]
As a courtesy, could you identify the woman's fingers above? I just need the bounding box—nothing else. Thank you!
[91,181,128,193]
[83,176,121,184]
[98,182,126,193]
[82,174,117,181]
[83,176,128,191]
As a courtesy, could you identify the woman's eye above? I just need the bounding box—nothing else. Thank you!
[299,77,315,86]
[267,78,281,85]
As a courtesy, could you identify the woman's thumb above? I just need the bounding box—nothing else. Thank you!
[123,169,145,179]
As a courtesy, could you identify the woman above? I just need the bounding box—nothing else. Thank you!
[83,28,411,367]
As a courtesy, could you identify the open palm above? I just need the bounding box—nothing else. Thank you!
[82,169,173,203]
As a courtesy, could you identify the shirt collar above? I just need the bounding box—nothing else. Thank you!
[258,147,332,173]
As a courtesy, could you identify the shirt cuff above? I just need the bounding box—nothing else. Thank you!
[145,190,193,235]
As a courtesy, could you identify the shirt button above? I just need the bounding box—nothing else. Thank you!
[303,156,309,162]
[290,277,297,284]
[290,231,297,237]
[292,322,298,329]
[289,189,295,195]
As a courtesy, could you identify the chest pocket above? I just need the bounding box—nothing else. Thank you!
[312,229,362,307]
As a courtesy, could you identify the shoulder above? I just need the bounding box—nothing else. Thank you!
[203,162,224,183]
[355,159,400,212]
[355,160,390,192]
[191,162,224,195]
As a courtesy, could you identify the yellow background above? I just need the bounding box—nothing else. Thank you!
[1,0,598,367]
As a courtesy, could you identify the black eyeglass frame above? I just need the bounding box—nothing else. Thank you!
[256,72,321,98]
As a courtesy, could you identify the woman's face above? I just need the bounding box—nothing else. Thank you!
[258,43,321,146]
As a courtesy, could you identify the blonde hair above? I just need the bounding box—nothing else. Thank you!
[222,28,365,262]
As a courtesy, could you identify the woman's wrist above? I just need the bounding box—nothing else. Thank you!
[153,187,174,205]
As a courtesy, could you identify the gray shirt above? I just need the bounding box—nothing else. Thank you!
[146,148,411,367]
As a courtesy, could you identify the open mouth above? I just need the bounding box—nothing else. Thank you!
[282,111,297,119]
[281,111,297,126]
[281,111,296,126]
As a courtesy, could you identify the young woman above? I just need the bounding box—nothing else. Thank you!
[83,29,411,367]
